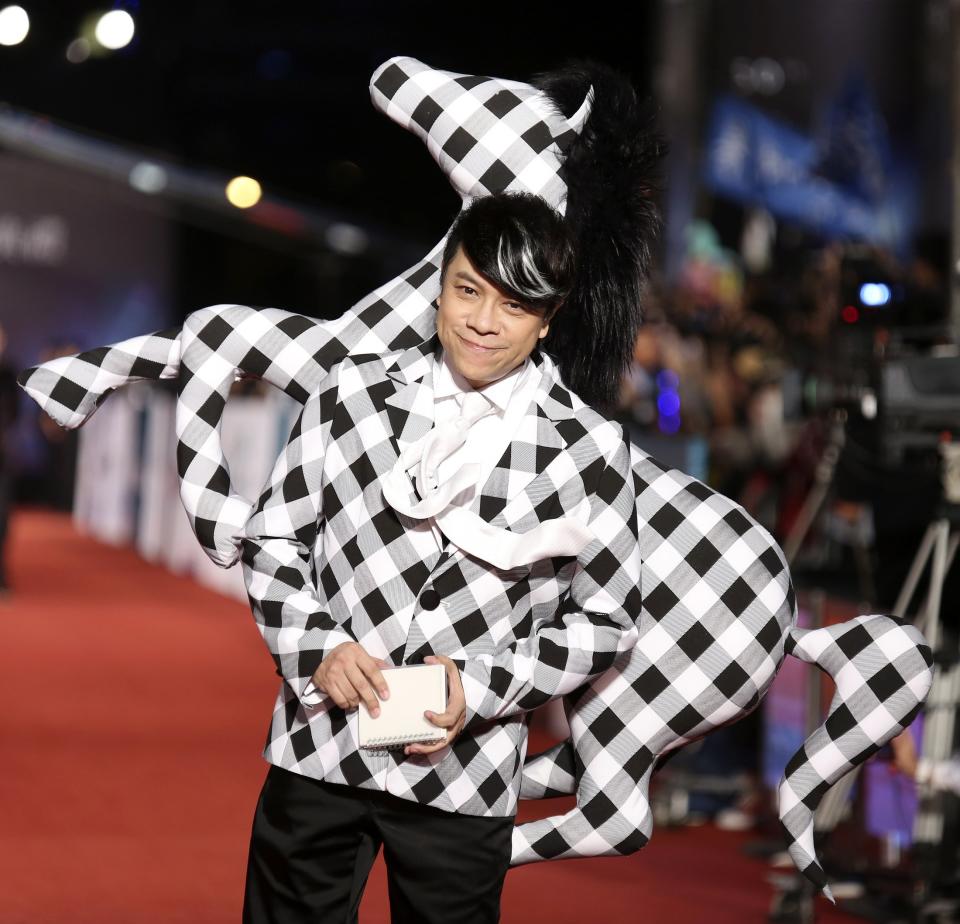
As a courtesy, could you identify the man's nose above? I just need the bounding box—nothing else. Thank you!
[466,299,500,334]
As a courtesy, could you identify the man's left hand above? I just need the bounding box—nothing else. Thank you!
[405,655,466,756]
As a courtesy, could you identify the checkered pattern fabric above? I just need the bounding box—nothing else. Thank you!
[175,302,437,565]
[15,54,935,895]
[241,333,642,818]
[512,446,796,863]
[780,615,933,897]
[369,56,582,208]
[18,55,587,567]
[17,328,181,430]
[514,455,932,902]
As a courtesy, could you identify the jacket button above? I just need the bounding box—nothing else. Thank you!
[419,587,441,610]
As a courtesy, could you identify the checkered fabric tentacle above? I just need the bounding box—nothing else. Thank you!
[512,453,933,894]
[17,328,181,429]
[779,615,933,901]
[16,295,434,568]
[519,740,576,799]
[510,446,797,866]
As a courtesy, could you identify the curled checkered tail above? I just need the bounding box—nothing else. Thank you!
[779,615,933,901]
[16,328,182,430]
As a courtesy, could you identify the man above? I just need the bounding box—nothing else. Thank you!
[240,192,642,924]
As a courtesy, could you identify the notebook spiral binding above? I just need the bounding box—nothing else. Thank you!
[362,732,447,751]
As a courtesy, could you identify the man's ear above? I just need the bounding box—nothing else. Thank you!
[538,303,561,336]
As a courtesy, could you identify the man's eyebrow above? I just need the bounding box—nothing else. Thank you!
[453,269,533,307]
[453,270,486,288]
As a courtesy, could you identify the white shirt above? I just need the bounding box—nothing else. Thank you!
[423,348,542,552]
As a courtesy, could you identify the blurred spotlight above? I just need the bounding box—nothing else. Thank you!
[0,5,29,46]
[752,58,785,96]
[66,37,90,63]
[860,282,891,307]
[731,57,753,92]
[730,55,787,97]
[129,161,167,194]
[655,368,682,434]
[94,10,135,50]
[226,176,262,209]
[325,222,369,256]
[657,390,681,417]
[656,369,680,391]
[842,305,860,324]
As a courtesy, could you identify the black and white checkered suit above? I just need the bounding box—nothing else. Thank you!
[241,332,643,817]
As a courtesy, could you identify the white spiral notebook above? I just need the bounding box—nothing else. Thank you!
[357,663,448,750]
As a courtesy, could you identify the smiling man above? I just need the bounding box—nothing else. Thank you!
[240,192,642,924]
[435,205,562,390]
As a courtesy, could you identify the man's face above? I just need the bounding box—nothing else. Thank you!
[436,245,553,389]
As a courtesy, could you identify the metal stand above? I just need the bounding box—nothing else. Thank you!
[767,500,960,921]
[782,410,876,604]
[783,412,847,566]
[894,504,960,922]
[893,513,960,650]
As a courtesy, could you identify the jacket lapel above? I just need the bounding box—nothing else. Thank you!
[365,333,443,568]
[381,332,439,458]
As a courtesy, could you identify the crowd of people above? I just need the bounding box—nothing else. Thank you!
[617,222,949,558]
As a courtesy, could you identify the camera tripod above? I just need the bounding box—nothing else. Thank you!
[768,446,959,922]
[782,409,876,604]
[892,501,960,923]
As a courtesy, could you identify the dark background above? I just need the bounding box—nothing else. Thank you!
[2,1,662,315]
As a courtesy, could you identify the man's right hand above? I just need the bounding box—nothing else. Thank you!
[312,642,390,716]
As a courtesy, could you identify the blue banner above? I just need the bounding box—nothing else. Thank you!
[703,94,910,250]
[815,75,893,205]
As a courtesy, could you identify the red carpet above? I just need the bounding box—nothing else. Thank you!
[1,510,861,923]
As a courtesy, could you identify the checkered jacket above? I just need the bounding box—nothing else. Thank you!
[241,332,643,817]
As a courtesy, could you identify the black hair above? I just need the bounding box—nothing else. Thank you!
[531,60,664,410]
[440,192,574,317]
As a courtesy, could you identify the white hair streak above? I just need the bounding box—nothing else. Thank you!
[495,232,555,302]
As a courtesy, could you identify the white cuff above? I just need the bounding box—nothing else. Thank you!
[300,679,327,707]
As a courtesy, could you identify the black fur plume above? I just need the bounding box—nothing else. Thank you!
[533,61,665,411]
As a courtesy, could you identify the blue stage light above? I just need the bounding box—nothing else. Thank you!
[656,369,679,391]
[859,283,890,307]
[657,391,681,417]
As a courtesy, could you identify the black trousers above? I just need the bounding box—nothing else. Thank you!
[242,765,513,924]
